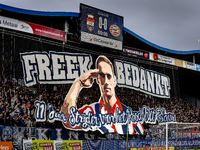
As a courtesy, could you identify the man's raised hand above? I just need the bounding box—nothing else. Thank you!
[79,69,99,88]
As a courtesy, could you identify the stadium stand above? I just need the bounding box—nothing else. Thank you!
[0,3,200,150]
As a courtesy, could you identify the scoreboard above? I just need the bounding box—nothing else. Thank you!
[80,3,123,51]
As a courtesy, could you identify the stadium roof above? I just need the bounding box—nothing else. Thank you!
[124,28,200,55]
[0,3,79,17]
[0,3,200,55]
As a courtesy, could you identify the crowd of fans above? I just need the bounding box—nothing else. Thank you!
[0,75,199,128]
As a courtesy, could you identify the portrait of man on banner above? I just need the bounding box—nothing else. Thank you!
[61,55,145,135]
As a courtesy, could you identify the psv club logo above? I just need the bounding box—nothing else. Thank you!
[110,25,120,37]
[86,14,94,31]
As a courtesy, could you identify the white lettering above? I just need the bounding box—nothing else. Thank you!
[36,54,51,81]
[65,55,79,79]
[114,60,170,98]
[124,63,132,86]
[161,75,170,97]
[115,61,125,84]
[52,54,65,80]
[140,68,147,91]
[146,70,155,93]
[131,65,140,88]
[36,128,48,140]
[21,54,37,85]
[0,145,9,150]
[155,74,163,95]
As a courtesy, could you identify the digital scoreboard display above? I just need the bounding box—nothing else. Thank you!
[80,4,123,51]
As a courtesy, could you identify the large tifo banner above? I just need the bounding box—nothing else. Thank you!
[21,52,175,135]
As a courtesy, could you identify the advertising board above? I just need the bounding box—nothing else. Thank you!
[183,61,196,70]
[121,47,149,59]
[0,15,66,41]
[150,53,174,65]
[150,52,198,71]
[23,140,82,150]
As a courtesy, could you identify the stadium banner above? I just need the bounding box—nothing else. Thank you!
[20,52,171,98]
[23,140,82,150]
[0,142,12,150]
[35,101,176,134]
[80,4,123,50]
[0,15,66,41]
[20,52,175,134]
[149,53,174,65]
[121,47,149,59]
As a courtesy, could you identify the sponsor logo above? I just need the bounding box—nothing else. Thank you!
[0,145,9,150]
[185,61,195,70]
[152,53,173,64]
[86,14,94,31]
[39,143,53,150]
[20,24,30,31]
[55,143,68,150]
[144,53,149,58]
[153,53,159,61]
[175,59,183,67]
[2,20,18,28]
[24,142,36,150]
[123,48,149,59]
[109,25,120,37]
[112,40,120,49]
[69,143,81,150]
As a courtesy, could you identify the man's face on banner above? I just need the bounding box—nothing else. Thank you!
[97,61,116,98]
